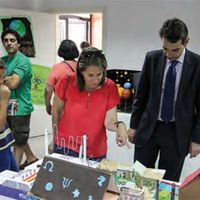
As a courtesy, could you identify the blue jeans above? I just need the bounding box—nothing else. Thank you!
[0,147,19,172]
[54,144,106,162]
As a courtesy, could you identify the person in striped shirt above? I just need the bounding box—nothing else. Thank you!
[0,60,18,172]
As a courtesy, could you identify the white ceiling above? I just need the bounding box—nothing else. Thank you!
[0,0,134,13]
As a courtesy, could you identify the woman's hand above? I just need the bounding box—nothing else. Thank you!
[44,85,53,115]
[46,104,52,115]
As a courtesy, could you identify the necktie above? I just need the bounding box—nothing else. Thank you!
[161,60,179,122]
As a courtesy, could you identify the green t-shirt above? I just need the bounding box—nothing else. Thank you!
[2,51,34,115]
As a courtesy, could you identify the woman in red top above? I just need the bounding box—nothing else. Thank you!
[44,39,79,115]
[52,47,129,161]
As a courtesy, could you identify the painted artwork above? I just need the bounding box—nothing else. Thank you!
[31,64,50,105]
[31,156,111,200]
[107,69,141,113]
[0,16,35,57]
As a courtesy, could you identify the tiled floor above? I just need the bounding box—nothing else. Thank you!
[27,134,53,161]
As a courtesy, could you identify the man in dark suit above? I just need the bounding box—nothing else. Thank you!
[128,18,200,181]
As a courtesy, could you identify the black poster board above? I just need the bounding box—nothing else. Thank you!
[31,156,111,200]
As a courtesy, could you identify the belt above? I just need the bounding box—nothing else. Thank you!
[157,120,175,125]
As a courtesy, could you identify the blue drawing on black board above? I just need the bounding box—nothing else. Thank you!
[97,175,106,187]
[43,160,54,172]
[62,177,73,189]
[72,188,80,198]
[45,182,53,191]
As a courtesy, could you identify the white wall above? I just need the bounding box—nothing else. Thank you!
[0,7,56,67]
[105,1,200,70]
[32,0,200,70]
[1,1,200,70]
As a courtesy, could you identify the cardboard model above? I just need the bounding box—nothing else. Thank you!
[179,168,200,200]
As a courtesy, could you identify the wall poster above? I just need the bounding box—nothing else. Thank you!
[0,16,35,57]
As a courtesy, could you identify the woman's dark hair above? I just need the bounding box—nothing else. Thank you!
[76,47,107,91]
[1,29,21,44]
[80,41,90,50]
[159,18,188,44]
[58,39,79,60]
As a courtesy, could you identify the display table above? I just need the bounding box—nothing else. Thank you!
[29,193,119,200]
[1,153,199,200]
[0,193,119,200]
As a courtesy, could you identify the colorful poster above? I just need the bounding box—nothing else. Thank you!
[0,16,35,57]
[31,64,51,105]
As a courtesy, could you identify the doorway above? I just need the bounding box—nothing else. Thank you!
[56,13,102,61]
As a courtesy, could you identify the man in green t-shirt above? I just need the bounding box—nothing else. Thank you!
[1,29,38,169]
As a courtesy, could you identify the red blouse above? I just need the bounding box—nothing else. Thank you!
[47,61,77,89]
[54,73,120,157]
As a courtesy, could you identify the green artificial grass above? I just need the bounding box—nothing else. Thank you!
[31,64,51,105]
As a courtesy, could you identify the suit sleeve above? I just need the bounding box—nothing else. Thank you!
[192,68,200,143]
[130,52,151,129]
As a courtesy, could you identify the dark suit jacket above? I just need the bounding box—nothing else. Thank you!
[130,49,200,156]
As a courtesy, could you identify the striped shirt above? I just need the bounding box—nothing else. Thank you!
[0,123,15,151]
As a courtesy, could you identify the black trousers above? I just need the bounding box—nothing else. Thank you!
[7,115,31,146]
[134,121,186,182]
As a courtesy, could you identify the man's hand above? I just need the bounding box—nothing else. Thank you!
[0,85,10,130]
[128,128,136,144]
[116,122,130,148]
[189,142,200,158]
[3,74,20,89]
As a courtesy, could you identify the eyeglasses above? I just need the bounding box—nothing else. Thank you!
[80,49,105,59]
